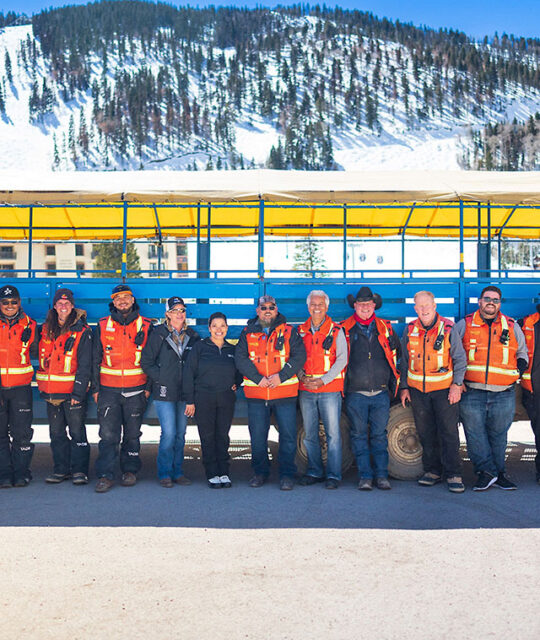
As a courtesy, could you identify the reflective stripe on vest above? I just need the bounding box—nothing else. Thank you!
[407,316,454,392]
[520,312,538,392]
[298,316,344,393]
[99,315,150,389]
[0,313,36,387]
[463,311,519,386]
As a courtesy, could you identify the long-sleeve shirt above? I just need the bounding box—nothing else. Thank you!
[399,318,467,389]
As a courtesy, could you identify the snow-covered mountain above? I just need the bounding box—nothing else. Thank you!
[0,2,539,173]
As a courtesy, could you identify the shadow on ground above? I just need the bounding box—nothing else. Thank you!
[1,441,538,529]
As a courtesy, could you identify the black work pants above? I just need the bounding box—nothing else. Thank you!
[0,385,34,483]
[521,388,540,478]
[47,400,90,475]
[94,390,146,479]
[409,386,462,478]
[195,390,236,479]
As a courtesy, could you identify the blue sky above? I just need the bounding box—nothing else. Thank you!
[2,0,539,40]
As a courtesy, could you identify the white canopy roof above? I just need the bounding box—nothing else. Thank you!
[0,169,538,205]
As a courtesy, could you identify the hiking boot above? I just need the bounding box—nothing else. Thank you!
[325,478,339,490]
[175,475,192,486]
[248,474,266,488]
[473,471,497,491]
[13,477,30,488]
[95,477,114,493]
[298,475,324,486]
[494,473,517,491]
[0,479,12,489]
[447,476,465,493]
[417,472,441,487]
[358,477,373,491]
[279,477,294,491]
[45,473,71,484]
[72,473,88,485]
[159,478,174,488]
[121,472,137,487]
[375,477,392,490]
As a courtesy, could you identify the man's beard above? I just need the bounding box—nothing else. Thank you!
[259,317,273,328]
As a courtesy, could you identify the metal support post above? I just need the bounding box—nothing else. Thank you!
[258,199,265,282]
[121,200,128,281]
[27,207,33,277]
[342,204,347,280]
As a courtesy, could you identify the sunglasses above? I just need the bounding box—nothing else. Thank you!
[481,297,501,304]
[0,299,19,306]
[259,305,276,311]
[168,308,186,314]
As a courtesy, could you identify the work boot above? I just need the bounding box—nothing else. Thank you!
[121,472,137,487]
[95,477,114,493]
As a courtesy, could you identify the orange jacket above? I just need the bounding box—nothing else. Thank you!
[341,314,400,395]
[0,313,36,387]
[98,315,151,390]
[36,321,88,396]
[242,322,299,400]
[463,310,519,386]
[406,315,454,392]
[297,316,344,393]
[520,312,539,392]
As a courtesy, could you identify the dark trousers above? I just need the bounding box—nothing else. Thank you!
[0,385,34,483]
[47,400,90,475]
[95,390,146,479]
[410,387,462,478]
[195,390,236,479]
[521,388,540,478]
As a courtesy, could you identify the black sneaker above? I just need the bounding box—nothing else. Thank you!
[494,473,517,491]
[473,472,497,491]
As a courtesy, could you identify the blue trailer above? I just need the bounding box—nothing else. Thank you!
[1,169,538,478]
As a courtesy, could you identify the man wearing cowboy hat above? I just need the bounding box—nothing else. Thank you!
[341,286,401,490]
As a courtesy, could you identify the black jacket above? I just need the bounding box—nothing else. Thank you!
[182,337,243,404]
[38,308,93,403]
[91,302,152,394]
[141,323,200,402]
[235,312,306,385]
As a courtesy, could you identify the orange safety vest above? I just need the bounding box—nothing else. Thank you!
[242,322,299,400]
[98,315,151,389]
[340,314,400,394]
[463,310,519,386]
[36,324,86,395]
[520,312,539,392]
[0,313,36,387]
[406,315,454,392]
[297,316,344,393]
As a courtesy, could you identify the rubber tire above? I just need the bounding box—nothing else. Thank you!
[295,411,354,475]
[386,403,424,480]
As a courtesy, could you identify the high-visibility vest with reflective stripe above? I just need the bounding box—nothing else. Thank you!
[36,324,86,395]
[406,315,454,392]
[340,315,400,395]
[98,315,151,389]
[243,323,299,400]
[463,311,519,386]
[298,316,344,393]
[520,312,539,392]
[0,313,36,387]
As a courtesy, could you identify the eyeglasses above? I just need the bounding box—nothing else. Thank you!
[0,299,19,306]
[168,308,186,314]
[259,305,276,311]
[481,296,501,304]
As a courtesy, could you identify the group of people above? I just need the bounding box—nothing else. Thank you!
[0,281,538,494]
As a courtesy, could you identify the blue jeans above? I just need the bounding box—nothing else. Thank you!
[247,399,297,478]
[154,400,188,480]
[345,391,390,479]
[299,391,342,481]
[459,387,515,476]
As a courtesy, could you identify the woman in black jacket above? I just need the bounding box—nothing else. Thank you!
[141,296,200,488]
[184,312,242,488]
